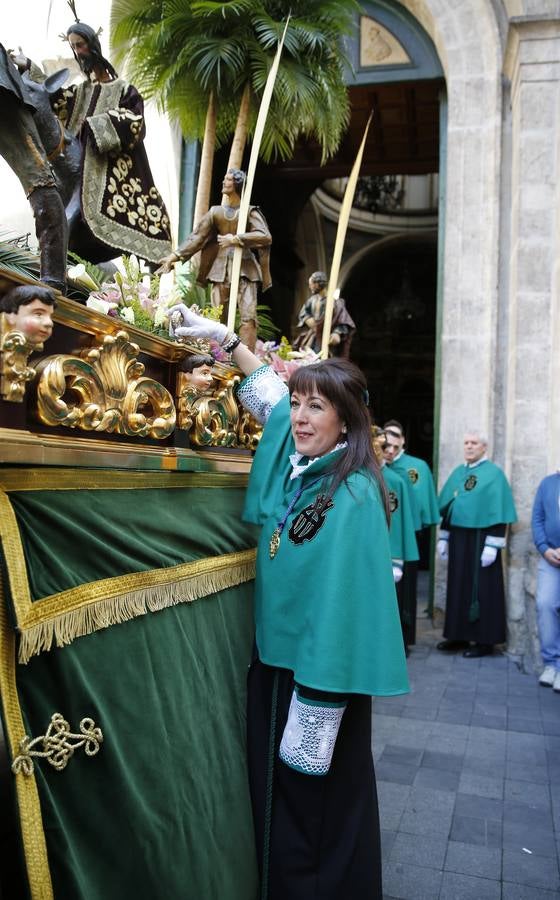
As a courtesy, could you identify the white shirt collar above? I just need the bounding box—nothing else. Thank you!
[289,443,348,480]
[466,455,488,469]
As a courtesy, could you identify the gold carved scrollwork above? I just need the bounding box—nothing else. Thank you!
[238,408,261,451]
[177,371,261,449]
[0,314,38,402]
[11,713,103,777]
[178,372,240,446]
[35,330,176,438]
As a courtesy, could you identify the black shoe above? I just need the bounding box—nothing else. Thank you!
[463,643,493,658]
[436,640,470,652]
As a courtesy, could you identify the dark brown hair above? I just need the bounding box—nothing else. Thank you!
[179,353,214,374]
[383,418,404,439]
[66,22,118,79]
[288,358,390,522]
[0,285,57,313]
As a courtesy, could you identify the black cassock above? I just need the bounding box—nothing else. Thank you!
[443,523,507,644]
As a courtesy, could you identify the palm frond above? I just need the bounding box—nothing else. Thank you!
[0,240,40,280]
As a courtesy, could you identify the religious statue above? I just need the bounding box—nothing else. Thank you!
[0,44,67,293]
[293,271,356,358]
[157,169,272,352]
[11,20,172,267]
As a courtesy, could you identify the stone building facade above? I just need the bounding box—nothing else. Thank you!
[288,0,559,670]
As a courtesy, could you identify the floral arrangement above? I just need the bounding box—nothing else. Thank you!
[254,336,320,381]
[72,255,280,362]
[76,255,177,338]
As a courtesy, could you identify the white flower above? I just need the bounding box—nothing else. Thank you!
[68,264,99,292]
[119,306,135,325]
[86,297,118,315]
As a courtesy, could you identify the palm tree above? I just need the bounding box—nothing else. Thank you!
[110,0,359,224]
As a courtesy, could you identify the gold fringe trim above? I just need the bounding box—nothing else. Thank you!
[0,468,248,492]
[0,483,252,639]
[0,567,54,899]
[18,549,256,664]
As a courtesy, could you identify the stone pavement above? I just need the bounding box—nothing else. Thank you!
[374,585,560,900]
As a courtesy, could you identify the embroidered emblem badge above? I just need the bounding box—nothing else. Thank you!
[388,490,399,513]
[408,468,419,484]
[288,494,334,546]
[464,474,478,491]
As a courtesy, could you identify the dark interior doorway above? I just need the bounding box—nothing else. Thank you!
[344,235,438,465]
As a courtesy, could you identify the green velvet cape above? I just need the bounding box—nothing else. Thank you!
[243,396,409,697]
[389,452,440,528]
[438,460,517,528]
[382,466,419,562]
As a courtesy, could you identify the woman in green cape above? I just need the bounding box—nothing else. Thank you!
[174,307,409,900]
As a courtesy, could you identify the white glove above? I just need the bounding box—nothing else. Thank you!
[392,564,403,583]
[167,303,229,344]
[480,545,497,567]
[437,539,448,560]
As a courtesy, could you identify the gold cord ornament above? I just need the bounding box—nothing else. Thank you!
[11,713,103,776]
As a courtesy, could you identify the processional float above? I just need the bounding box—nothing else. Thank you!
[0,18,373,897]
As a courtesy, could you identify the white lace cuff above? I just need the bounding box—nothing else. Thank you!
[236,366,288,424]
[279,688,346,776]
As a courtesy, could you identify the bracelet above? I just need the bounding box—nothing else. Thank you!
[222,332,241,353]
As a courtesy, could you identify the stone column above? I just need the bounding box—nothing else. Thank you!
[503,17,560,667]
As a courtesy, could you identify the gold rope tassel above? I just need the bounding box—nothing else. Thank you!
[18,556,256,664]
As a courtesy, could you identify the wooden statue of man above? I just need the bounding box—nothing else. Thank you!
[158,169,272,351]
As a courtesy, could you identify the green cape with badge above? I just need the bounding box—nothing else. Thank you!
[243,394,409,697]
[382,466,419,562]
[389,452,440,528]
[438,460,517,528]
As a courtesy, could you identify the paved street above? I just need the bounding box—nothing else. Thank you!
[374,582,560,900]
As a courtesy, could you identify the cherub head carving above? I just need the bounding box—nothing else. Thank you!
[0,285,57,346]
[179,352,215,392]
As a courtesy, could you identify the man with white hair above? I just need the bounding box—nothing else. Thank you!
[436,430,517,657]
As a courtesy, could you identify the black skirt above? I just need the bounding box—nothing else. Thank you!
[247,658,382,900]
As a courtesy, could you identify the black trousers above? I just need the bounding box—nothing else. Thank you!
[247,658,382,900]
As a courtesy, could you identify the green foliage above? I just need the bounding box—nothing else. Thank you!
[175,265,213,308]
[253,303,280,342]
[110,0,359,163]
[275,335,293,359]
[126,296,155,332]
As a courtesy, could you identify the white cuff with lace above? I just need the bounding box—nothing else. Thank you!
[236,366,289,424]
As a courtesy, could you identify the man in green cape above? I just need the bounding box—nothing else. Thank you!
[374,427,419,654]
[436,430,517,657]
[383,419,439,645]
